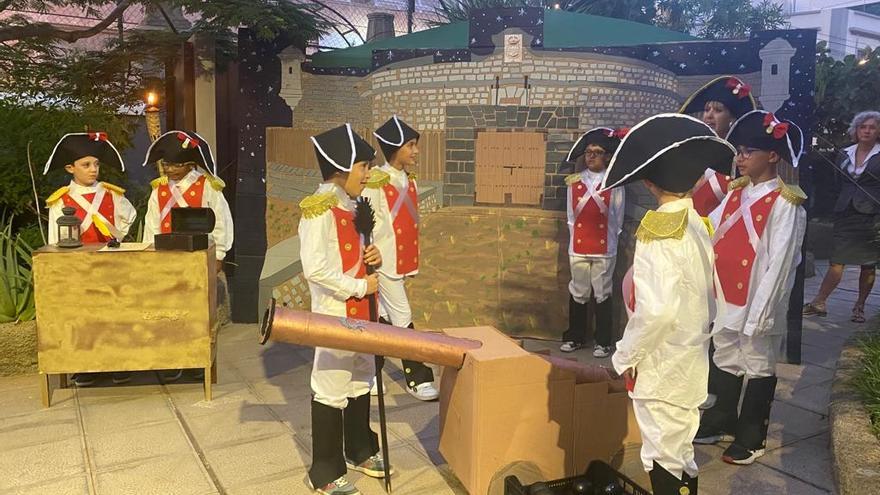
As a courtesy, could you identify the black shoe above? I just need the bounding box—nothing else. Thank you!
[111,372,132,384]
[723,376,777,465]
[71,373,98,387]
[309,400,347,489]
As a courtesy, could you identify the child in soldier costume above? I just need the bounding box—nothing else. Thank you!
[605,114,736,495]
[44,132,137,387]
[142,130,233,273]
[679,76,758,217]
[695,111,807,466]
[361,115,439,401]
[560,127,626,358]
[300,124,391,495]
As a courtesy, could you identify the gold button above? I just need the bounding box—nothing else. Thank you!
[190,191,196,197]
[577,223,582,228]
[599,224,605,229]
[741,259,749,267]
[410,187,415,192]
[399,260,403,265]
[765,197,772,203]
[577,239,582,244]
[160,191,167,197]
[397,228,402,234]
[413,257,418,263]
[398,245,404,251]
[414,224,419,230]
[577,185,583,190]
[680,488,690,495]
[409,381,416,387]
[600,239,605,244]
[389,189,395,195]
[164,222,170,228]
[737,283,744,290]
[413,240,418,245]
[344,243,352,251]
[405,368,412,373]
[349,307,357,315]
[732,196,738,202]
[756,214,763,222]
[724,214,731,220]
[341,219,347,226]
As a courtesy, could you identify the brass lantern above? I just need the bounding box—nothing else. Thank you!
[56,206,82,248]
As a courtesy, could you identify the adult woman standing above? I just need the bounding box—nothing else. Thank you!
[804,111,880,322]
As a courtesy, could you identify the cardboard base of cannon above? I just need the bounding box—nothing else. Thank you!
[438,326,641,495]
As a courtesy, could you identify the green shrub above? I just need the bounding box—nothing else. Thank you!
[0,214,36,323]
[855,334,880,438]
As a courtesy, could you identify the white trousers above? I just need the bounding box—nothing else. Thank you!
[311,347,375,409]
[632,398,699,479]
[377,272,413,327]
[712,327,781,378]
[568,256,616,304]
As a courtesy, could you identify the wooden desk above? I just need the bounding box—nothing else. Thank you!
[33,244,219,406]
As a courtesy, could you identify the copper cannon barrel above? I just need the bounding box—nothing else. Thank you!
[259,299,482,368]
[541,355,626,393]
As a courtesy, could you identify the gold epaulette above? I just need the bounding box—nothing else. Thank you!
[150,176,168,189]
[701,217,715,237]
[100,182,126,195]
[300,192,338,219]
[779,182,807,205]
[364,169,390,189]
[46,186,69,206]
[207,175,225,191]
[636,209,688,242]
[565,173,581,186]
[728,176,750,191]
[407,172,418,181]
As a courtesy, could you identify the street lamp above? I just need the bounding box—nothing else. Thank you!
[145,92,161,142]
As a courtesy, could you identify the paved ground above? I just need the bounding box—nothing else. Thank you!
[0,261,872,494]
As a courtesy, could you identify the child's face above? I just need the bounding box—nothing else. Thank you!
[735,146,778,179]
[64,156,100,186]
[584,144,611,172]
[392,139,419,169]
[343,161,370,197]
[164,161,194,181]
[702,101,734,137]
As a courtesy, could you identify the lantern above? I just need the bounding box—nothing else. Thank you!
[56,206,82,248]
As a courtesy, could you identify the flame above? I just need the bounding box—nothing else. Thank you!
[146,92,157,106]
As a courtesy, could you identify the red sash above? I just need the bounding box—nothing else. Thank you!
[331,207,371,319]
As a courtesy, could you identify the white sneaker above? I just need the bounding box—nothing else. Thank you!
[560,341,583,353]
[592,345,612,358]
[407,382,439,401]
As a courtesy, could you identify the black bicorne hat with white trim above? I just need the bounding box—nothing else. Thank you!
[601,114,736,194]
[679,76,758,119]
[566,127,628,162]
[312,124,376,180]
[142,130,216,175]
[374,115,420,161]
[726,110,804,168]
[43,132,125,175]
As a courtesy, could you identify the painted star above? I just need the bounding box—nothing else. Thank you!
[537,18,543,24]
[518,7,525,15]
[471,37,477,44]
[679,63,687,69]
[497,15,502,21]
[739,64,746,69]
[652,50,660,56]
[721,49,727,55]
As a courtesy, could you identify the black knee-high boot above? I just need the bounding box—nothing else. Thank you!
[594,297,613,347]
[402,323,434,387]
[722,376,777,465]
[649,461,697,495]
[562,295,590,344]
[309,400,346,489]
[695,368,743,443]
[343,393,380,465]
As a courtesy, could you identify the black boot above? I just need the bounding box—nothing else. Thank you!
[309,400,346,489]
[694,368,743,444]
[722,376,777,465]
[402,323,435,388]
[649,461,696,495]
[343,393,380,466]
[594,297,614,348]
[561,295,589,351]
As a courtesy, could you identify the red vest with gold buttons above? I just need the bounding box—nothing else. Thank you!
[570,179,611,255]
[157,177,206,233]
[692,172,731,217]
[61,192,116,243]
[714,187,780,306]
[331,207,372,320]
[382,180,419,275]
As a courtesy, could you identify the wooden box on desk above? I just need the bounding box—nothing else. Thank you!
[32,243,218,406]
